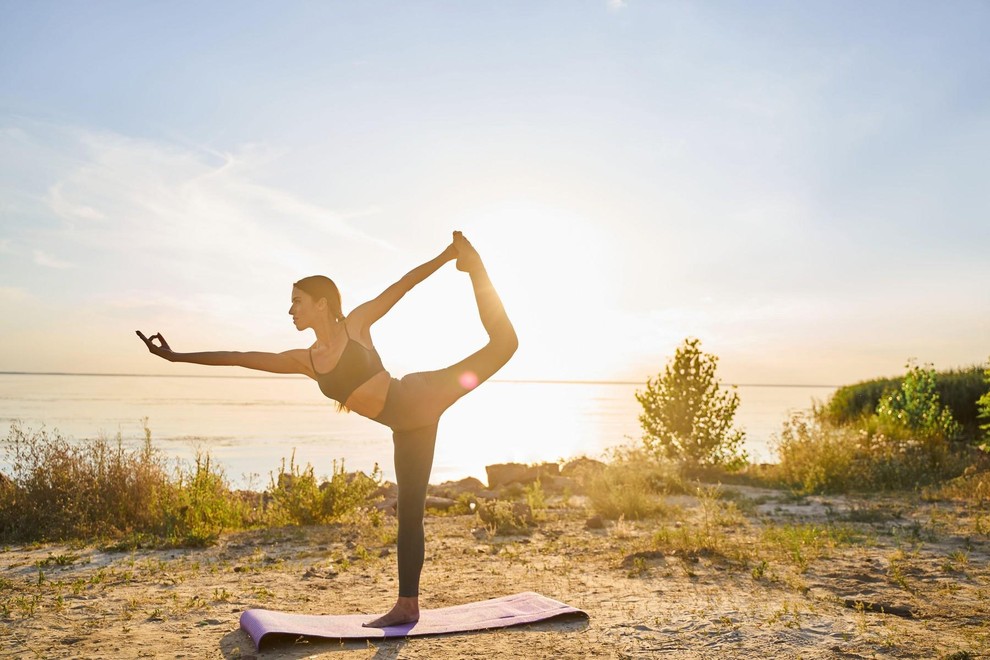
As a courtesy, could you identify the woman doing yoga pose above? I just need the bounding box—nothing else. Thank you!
[137,232,517,627]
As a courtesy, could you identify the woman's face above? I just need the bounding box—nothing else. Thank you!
[289,286,322,330]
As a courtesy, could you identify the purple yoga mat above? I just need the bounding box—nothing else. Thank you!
[239,591,587,649]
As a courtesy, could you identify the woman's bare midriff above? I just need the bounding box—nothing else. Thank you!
[344,370,392,419]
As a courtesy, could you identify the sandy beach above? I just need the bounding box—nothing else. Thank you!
[2,480,988,659]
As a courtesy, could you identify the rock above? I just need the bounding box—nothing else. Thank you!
[585,514,605,530]
[303,565,338,579]
[541,475,577,493]
[485,462,560,489]
[424,496,458,511]
[561,457,607,479]
[429,476,486,498]
[376,497,397,515]
[374,481,398,499]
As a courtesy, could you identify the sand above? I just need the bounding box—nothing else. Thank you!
[2,485,988,659]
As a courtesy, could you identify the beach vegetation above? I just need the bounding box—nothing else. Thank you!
[874,361,962,443]
[636,337,748,470]
[477,500,533,536]
[824,364,988,442]
[267,453,382,527]
[0,423,384,546]
[648,486,751,565]
[977,360,990,450]
[523,479,547,521]
[772,362,978,494]
[585,451,674,520]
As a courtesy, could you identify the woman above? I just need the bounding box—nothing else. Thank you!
[137,231,517,627]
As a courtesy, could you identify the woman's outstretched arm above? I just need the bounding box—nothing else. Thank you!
[136,331,309,375]
[349,240,457,327]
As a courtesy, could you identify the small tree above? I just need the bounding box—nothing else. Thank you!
[875,361,962,442]
[978,359,990,452]
[636,337,748,469]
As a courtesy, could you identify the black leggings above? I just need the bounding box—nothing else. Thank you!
[373,267,517,597]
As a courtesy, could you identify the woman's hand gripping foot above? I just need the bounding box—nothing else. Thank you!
[452,230,482,273]
[362,596,420,628]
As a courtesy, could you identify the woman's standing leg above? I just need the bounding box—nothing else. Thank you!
[363,422,437,627]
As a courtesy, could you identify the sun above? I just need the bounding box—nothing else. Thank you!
[455,202,621,380]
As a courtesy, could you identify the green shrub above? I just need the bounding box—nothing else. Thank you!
[977,361,990,451]
[824,365,987,441]
[875,362,962,443]
[636,337,747,469]
[163,453,247,546]
[267,452,382,526]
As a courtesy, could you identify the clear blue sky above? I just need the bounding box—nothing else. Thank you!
[1,1,988,384]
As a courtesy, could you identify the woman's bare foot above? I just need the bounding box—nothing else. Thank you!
[453,231,483,273]
[362,596,420,628]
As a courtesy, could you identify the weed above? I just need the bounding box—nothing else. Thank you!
[36,553,80,568]
[585,456,670,520]
[761,523,861,571]
[477,500,533,536]
[524,479,547,521]
[626,556,648,578]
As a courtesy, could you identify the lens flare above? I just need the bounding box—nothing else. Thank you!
[458,370,479,390]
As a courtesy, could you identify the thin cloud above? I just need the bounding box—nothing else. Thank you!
[607,0,627,11]
[32,250,73,269]
[0,120,408,349]
[0,285,30,302]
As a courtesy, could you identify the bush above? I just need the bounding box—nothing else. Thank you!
[163,453,248,546]
[586,462,663,520]
[772,411,971,494]
[824,365,987,442]
[267,452,382,526]
[636,337,747,469]
[978,361,990,451]
[0,423,174,541]
[875,362,962,443]
[0,423,383,545]
[585,449,683,520]
[772,413,864,494]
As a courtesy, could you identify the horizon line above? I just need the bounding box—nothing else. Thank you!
[0,371,840,388]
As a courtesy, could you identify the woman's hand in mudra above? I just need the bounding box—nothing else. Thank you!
[136,330,176,361]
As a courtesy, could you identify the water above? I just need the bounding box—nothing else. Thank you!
[0,373,834,487]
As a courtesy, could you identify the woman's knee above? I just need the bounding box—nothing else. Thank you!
[492,325,518,361]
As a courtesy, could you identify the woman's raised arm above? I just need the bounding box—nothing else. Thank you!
[349,238,458,327]
[136,331,309,375]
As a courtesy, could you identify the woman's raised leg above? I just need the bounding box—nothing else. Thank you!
[431,233,518,407]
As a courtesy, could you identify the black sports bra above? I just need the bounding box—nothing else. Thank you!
[309,322,386,403]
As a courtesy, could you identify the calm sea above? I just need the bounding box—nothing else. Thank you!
[0,373,834,488]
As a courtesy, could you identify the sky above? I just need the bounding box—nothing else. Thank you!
[1,0,988,385]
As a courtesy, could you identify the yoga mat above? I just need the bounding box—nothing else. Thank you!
[240,591,586,649]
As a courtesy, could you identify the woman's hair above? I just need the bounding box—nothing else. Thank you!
[293,276,345,322]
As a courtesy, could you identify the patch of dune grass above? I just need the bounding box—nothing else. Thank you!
[0,423,382,547]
